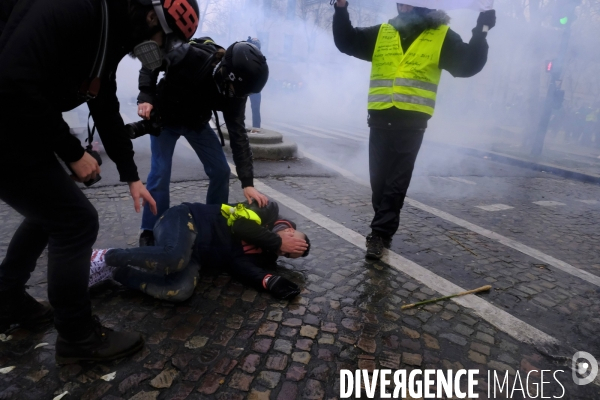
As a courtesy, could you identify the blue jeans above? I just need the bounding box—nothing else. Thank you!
[106,204,199,302]
[249,93,261,128]
[141,124,230,231]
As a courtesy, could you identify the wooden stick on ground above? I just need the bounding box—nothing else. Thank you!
[401,285,492,310]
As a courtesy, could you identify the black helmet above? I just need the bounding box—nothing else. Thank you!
[220,42,269,97]
[136,0,200,40]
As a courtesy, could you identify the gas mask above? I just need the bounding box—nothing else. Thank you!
[133,40,163,70]
[133,34,186,71]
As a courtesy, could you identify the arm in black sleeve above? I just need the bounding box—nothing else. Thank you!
[438,28,489,78]
[231,219,282,254]
[223,97,254,188]
[137,66,159,105]
[332,3,381,62]
[87,73,140,182]
[0,0,93,163]
[230,255,270,291]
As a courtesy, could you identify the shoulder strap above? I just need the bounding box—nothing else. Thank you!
[80,0,109,102]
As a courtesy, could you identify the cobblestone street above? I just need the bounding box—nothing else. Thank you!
[1,154,600,399]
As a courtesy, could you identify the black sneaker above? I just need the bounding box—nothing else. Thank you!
[139,230,155,247]
[365,234,385,260]
[382,237,392,249]
[0,289,53,332]
[55,316,144,364]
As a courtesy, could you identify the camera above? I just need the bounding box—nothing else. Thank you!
[125,110,162,139]
[67,147,103,187]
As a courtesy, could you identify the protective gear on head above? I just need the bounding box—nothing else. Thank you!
[216,42,269,97]
[135,0,200,40]
[476,9,496,31]
[266,276,301,300]
[396,3,432,16]
[133,40,164,70]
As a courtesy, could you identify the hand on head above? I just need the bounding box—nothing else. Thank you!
[277,228,309,258]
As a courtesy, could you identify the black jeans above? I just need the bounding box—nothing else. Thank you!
[369,127,425,239]
[106,204,198,302]
[0,156,98,339]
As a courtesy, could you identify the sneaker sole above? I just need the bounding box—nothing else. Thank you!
[365,252,383,260]
[55,338,144,365]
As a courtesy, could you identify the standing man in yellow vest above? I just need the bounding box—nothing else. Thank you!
[333,1,495,259]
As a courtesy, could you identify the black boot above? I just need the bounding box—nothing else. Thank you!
[365,234,385,260]
[0,288,53,332]
[55,316,144,364]
[139,230,155,247]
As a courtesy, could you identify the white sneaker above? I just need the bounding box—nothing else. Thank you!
[89,249,116,287]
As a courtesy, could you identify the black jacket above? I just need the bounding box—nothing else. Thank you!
[333,4,489,130]
[0,0,139,181]
[138,42,255,188]
[184,201,290,290]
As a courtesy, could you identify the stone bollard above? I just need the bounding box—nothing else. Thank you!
[221,128,298,160]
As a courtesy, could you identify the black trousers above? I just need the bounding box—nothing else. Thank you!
[369,127,425,239]
[0,155,97,339]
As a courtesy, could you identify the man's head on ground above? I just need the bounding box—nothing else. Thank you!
[212,42,269,98]
[273,223,310,259]
[128,0,199,69]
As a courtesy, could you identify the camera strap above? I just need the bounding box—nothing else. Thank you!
[80,0,109,102]
[86,113,97,151]
[212,110,225,147]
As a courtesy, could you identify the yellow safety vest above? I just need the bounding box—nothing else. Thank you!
[368,23,449,116]
[221,203,261,227]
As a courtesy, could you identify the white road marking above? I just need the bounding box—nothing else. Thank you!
[267,122,363,142]
[447,177,477,185]
[264,123,336,139]
[577,200,599,205]
[476,204,514,212]
[301,151,600,288]
[533,201,566,207]
[219,160,558,346]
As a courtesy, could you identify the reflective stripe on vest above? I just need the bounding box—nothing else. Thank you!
[368,23,448,116]
[221,203,262,227]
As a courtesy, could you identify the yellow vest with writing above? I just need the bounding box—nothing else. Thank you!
[368,23,449,116]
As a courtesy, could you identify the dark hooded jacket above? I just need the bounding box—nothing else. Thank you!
[0,0,140,181]
[184,200,291,272]
[333,4,489,130]
[137,39,255,188]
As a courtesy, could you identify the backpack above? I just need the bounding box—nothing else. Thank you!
[188,37,225,77]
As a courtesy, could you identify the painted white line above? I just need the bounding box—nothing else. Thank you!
[447,177,477,185]
[264,123,337,140]
[222,161,557,346]
[533,201,566,207]
[476,204,514,212]
[577,200,598,205]
[301,151,600,289]
[268,122,363,142]
[302,124,368,141]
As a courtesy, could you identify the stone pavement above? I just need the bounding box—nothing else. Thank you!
[1,168,599,399]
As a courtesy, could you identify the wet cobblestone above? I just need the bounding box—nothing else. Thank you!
[0,177,599,399]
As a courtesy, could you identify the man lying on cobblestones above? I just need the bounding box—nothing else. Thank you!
[88,200,310,302]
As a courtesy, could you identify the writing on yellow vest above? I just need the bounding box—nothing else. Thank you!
[221,203,261,227]
[368,23,449,116]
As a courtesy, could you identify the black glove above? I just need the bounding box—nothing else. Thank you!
[476,10,496,31]
[266,276,301,300]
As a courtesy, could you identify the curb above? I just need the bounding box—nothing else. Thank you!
[425,140,600,185]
